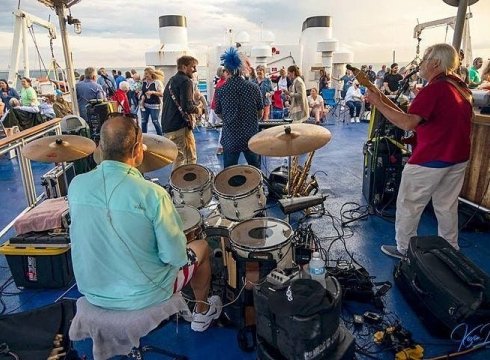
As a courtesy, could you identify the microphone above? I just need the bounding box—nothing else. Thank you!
[402,66,419,81]
[278,195,326,214]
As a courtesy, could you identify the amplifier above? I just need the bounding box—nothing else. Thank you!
[41,163,76,199]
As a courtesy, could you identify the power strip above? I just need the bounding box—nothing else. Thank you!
[266,269,300,287]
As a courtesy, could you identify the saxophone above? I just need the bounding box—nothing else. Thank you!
[290,151,317,196]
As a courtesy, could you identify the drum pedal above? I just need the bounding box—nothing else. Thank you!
[266,269,299,287]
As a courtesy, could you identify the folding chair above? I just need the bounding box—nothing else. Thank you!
[321,88,348,124]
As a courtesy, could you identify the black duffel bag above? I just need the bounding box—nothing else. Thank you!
[254,277,343,360]
[0,300,80,360]
[394,236,490,336]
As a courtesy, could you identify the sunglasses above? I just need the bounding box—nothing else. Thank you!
[107,112,141,147]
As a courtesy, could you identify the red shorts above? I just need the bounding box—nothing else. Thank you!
[173,248,199,293]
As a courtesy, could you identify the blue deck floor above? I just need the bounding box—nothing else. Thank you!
[1,116,489,359]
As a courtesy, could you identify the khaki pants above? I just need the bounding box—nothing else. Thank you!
[395,162,468,253]
[165,127,197,170]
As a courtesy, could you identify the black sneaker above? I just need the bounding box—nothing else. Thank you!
[380,245,406,260]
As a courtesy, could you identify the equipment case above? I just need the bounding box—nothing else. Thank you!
[394,235,490,336]
[0,242,74,289]
[41,163,76,199]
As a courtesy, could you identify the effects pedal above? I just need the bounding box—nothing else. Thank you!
[266,269,300,287]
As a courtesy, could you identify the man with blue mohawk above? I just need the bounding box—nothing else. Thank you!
[215,47,264,168]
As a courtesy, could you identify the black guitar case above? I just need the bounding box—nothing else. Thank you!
[394,236,490,336]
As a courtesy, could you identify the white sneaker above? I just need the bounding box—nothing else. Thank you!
[191,295,222,332]
[355,117,360,123]
[350,117,355,123]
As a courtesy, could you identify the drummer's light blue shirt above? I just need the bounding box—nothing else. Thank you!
[68,160,188,310]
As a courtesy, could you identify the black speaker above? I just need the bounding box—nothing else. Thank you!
[362,137,405,208]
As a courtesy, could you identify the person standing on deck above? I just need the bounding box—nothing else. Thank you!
[161,56,202,169]
[140,67,164,136]
[215,47,263,168]
[76,67,104,121]
[284,65,308,123]
[366,43,472,259]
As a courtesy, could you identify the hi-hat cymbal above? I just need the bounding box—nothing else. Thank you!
[21,135,96,162]
[248,123,332,156]
[93,133,178,173]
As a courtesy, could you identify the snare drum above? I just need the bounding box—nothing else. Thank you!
[175,205,204,243]
[229,217,293,270]
[213,165,266,221]
[170,164,213,209]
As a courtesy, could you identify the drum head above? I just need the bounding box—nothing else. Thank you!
[175,205,202,233]
[170,164,212,191]
[214,165,262,197]
[229,217,292,251]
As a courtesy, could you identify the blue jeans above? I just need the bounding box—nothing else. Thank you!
[346,100,361,117]
[141,107,162,135]
[223,150,260,169]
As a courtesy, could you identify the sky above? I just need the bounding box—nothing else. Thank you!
[0,0,489,70]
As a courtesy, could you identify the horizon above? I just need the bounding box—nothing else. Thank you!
[0,0,488,69]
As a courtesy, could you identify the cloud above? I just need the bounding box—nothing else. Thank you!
[0,0,489,68]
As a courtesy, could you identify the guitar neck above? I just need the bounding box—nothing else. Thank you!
[347,65,403,113]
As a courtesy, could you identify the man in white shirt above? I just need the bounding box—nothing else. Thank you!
[344,81,364,123]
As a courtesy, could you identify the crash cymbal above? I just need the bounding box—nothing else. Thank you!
[248,123,332,156]
[93,133,178,173]
[21,135,96,162]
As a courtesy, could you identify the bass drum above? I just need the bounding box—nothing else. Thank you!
[229,217,293,270]
[174,205,204,243]
[170,164,213,209]
[213,165,266,221]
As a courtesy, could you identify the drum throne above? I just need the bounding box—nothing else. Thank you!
[69,294,191,359]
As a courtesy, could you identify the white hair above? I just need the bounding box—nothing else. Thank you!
[9,98,20,107]
[119,81,130,91]
[424,43,459,74]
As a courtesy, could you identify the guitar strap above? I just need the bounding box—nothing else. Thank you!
[440,76,475,121]
[168,81,192,123]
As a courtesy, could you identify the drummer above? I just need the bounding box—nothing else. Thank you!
[68,115,222,332]
[215,47,264,168]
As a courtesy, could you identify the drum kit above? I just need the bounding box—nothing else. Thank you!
[20,123,332,326]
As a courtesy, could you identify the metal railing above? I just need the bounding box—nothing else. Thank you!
[0,118,62,240]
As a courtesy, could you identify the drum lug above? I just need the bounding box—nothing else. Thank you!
[235,209,240,220]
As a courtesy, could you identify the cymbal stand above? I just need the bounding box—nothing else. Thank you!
[54,138,70,196]
[61,161,69,196]
[285,126,292,223]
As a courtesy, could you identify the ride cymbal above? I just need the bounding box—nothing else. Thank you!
[93,133,178,173]
[21,135,96,162]
[248,123,332,156]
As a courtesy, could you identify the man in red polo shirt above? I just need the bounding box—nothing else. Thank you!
[366,43,472,259]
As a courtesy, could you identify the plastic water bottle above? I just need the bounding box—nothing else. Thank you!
[281,158,288,173]
[309,252,326,288]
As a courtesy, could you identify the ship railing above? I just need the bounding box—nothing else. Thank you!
[0,118,62,240]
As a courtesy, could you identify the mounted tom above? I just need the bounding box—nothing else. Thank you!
[169,164,214,209]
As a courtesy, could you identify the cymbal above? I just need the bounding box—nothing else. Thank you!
[93,133,178,173]
[21,135,96,162]
[248,123,332,156]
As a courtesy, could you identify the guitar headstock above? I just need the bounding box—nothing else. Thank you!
[346,64,374,90]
